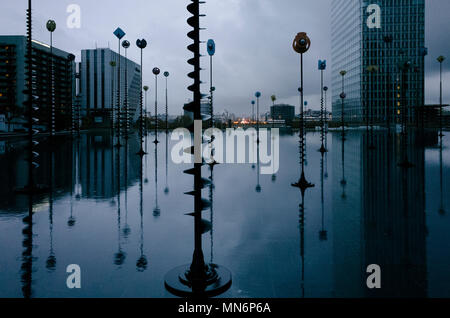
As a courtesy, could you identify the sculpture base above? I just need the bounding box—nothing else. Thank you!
[165,264,232,298]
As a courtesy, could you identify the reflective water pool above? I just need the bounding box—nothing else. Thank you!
[0,129,449,298]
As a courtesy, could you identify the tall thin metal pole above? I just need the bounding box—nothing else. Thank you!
[116,38,122,148]
[210,55,214,128]
[123,44,129,140]
[154,75,158,143]
[165,76,168,131]
[50,31,54,137]
[440,60,444,139]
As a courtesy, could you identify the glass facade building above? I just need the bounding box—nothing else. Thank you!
[331,0,425,123]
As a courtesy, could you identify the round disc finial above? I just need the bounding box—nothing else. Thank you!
[164,71,170,77]
[207,39,216,56]
[293,32,311,54]
[153,67,161,75]
[136,39,147,49]
[122,40,130,49]
[46,20,56,32]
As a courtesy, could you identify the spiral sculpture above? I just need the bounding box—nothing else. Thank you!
[164,0,231,297]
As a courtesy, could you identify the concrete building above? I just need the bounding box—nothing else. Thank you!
[331,0,425,123]
[0,35,76,132]
[80,48,141,124]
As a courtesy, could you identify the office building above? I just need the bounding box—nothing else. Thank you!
[80,48,141,124]
[270,104,295,125]
[0,35,76,132]
[331,0,425,122]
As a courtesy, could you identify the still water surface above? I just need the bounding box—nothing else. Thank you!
[0,130,449,298]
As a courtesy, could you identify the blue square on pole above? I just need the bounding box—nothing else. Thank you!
[318,60,327,70]
[114,27,126,40]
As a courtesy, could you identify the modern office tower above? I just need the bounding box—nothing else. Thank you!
[0,35,76,132]
[80,48,141,124]
[331,0,425,123]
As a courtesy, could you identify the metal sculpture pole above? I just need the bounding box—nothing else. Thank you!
[68,54,75,137]
[136,39,147,156]
[164,71,170,131]
[153,67,160,144]
[255,92,261,143]
[122,40,130,140]
[16,0,44,195]
[324,86,328,133]
[21,0,36,296]
[271,95,276,129]
[292,32,313,296]
[143,85,149,132]
[251,100,255,123]
[438,56,446,140]
[318,60,327,153]
[46,20,56,138]
[340,70,347,140]
[113,27,126,148]
[292,32,313,192]
[165,0,231,297]
[207,39,216,128]
[110,61,116,133]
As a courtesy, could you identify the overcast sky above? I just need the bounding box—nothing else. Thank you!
[1,0,449,116]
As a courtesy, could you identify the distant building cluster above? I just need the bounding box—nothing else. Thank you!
[0,36,142,133]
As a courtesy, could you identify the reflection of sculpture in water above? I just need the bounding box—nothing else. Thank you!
[340,131,347,200]
[165,0,231,297]
[324,130,329,179]
[291,94,314,296]
[110,139,116,207]
[114,147,126,266]
[271,132,277,183]
[136,153,148,272]
[123,140,131,239]
[256,141,262,193]
[439,138,445,215]
[164,131,170,195]
[153,143,161,217]
[208,164,215,264]
[21,195,34,298]
[70,137,82,226]
[319,151,327,241]
[46,145,56,271]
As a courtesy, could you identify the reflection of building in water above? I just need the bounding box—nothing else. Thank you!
[0,132,142,214]
[332,132,363,297]
[332,131,427,297]
[78,132,141,199]
[0,137,74,213]
[362,131,426,297]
